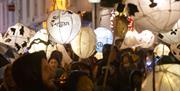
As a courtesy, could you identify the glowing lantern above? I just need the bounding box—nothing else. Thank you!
[170,43,180,61]
[88,0,101,3]
[158,19,180,44]
[0,33,2,42]
[94,27,113,52]
[125,0,180,32]
[120,30,140,49]
[70,27,96,59]
[47,10,81,44]
[2,23,35,54]
[136,30,155,48]
[27,29,49,53]
[153,43,170,57]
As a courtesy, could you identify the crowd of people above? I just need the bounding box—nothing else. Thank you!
[0,41,179,91]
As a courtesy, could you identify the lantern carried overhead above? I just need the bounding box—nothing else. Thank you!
[170,43,180,61]
[153,43,170,57]
[158,19,180,44]
[71,27,96,59]
[141,64,180,91]
[94,27,113,52]
[2,23,35,54]
[125,0,180,32]
[47,10,81,44]
[27,29,49,53]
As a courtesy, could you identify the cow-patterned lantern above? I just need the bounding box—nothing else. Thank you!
[70,27,96,59]
[47,10,81,44]
[158,19,180,44]
[27,29,49,53]
[94,27,113,52]
[2,23,35,54]
[125,0,180,32]
[170,43,180,61]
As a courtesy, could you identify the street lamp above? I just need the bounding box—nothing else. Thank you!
[88,0,101,29]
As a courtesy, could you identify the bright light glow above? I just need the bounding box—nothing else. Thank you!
[28,29,49,53]
[153,43,170,57]
[71,27,96,59]
[88,0,101,3]
[94,27,113,52]
[47,10,81,44]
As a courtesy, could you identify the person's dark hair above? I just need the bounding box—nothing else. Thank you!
[48,50,63,65]
[11,51,48,91]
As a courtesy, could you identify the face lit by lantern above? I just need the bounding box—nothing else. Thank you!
[47,10,81,44]
[94,27,113,52]
[125,0,180,32]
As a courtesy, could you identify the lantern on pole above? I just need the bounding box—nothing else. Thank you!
[47,10,81,44]
[70,27,96,59]
[88,0,101,29]
[125,0,180,32]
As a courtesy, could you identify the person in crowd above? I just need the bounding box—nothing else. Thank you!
[11,51,57,91]
[48,50,64,79]
[96,44,119,91]
[48,50,64,91]
[64,70,94,91]
[0,64,17,91]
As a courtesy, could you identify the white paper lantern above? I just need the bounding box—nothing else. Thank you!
[71,27,96,59]
[125,0,180,32]
[158,19,180,44]
[88,0,101,3]
[136,30,155,48]
[120,30,140,49]
[0,33,2,42]
[47,10,81,44]
[2,23,35,54]
[153,43,170,57]
[170,43,180,61]
[94,27,113,52]
[27,29,49,53]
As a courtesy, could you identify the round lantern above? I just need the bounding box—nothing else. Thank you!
[47,10,81,44]
[170,43,180,61]
[27,29,49,53]
[120,30,140,49]
[125,0,180,32]
[136,30,155,48]
[2,23,35,54]
[158,19,180,44]
[70,27,96,59]
[94,27,113,52]
[153,43,170,57]
[0,33,2,42]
